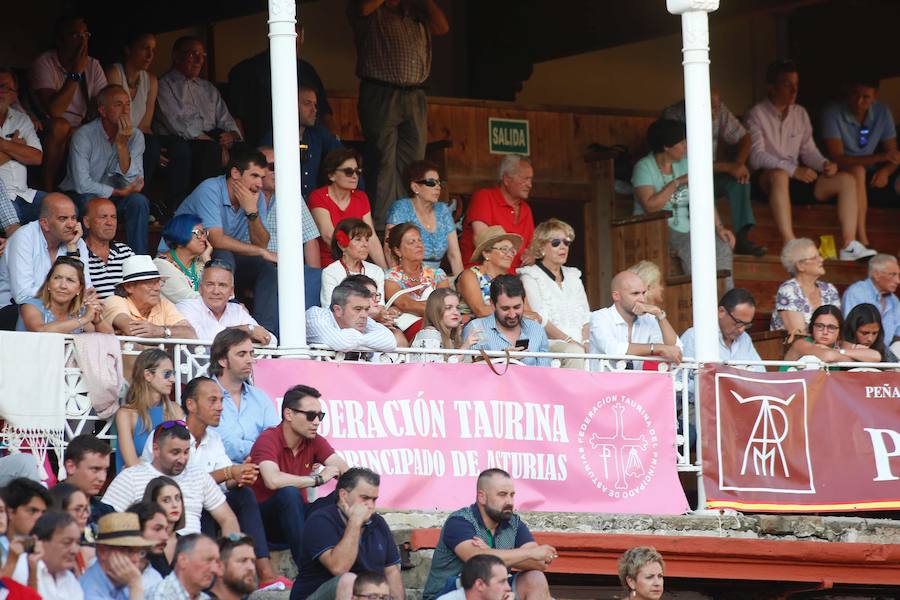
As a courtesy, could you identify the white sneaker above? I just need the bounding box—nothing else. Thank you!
[839,240,877,261]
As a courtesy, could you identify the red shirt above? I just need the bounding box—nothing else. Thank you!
[460,187,534,270]
[308,186,372,267]
[250,424,336,503]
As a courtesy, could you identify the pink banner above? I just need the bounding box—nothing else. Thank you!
[253,360,688,514]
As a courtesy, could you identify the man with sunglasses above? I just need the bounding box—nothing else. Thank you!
[821,77,900,214]
[680,287,763,371]
[250,384,348,569]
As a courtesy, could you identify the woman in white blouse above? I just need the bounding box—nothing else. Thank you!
[518,219,591,369]
[320,217,386,307]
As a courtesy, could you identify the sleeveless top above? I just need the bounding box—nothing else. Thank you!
[113,63,150,126]
[458,265,492,316]
[115,404,164,471]
[16,297,85,332]
[423,505,524,600]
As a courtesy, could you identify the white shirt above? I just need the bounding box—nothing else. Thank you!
[518,264,590,340]
[176,297,277,346]
[305,306,397,352]
[13,554,84,600]
[589,305,680,369]
[0,106,42,203]
[140,427,232,490]
[320,260,386,308]
[0,220,92,307]
[101,461,225,534]
[681,327,765,371]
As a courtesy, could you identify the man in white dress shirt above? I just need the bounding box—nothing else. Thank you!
[12,511,84,600]
[176,260,276,345]
[681,287,764,370]
[589,270,682,368]
[306,280,396,352]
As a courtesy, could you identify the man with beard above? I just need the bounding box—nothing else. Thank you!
[291,468,403,600]
[127,501,173,578]
[101,421,239,536]
[588,270,682,369]
[147,534,221,600]
[423,469,555,600]
[210,534,259,600]
[462,274,549,367]
[171,146,278,332]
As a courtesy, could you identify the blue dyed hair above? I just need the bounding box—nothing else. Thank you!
[162,214,203,248]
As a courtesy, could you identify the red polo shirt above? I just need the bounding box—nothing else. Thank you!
[249,424,336,503]
[460,187,535,270]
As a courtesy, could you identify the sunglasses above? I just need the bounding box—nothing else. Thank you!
[858,126,871,149]
[336,167,363,177]
[157,369,175,379]
[287,408,326,422]
[549,238,572,248]
[154,419,186,435]
[414,178,444,188]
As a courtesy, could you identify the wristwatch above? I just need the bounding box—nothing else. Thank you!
[656,310,667,321]
[163,327,172,339]
[66,72,82,82]
[245,211,259,221]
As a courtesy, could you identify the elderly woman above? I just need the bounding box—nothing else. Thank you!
[18,256,110,333]
[518,218,590,368]
[628,260,665,307]
[384,222,450,339]
[386,160,463,275]
[457,226,522,318]
[784,304,880,365]
[309,148,387,269]
[633,118,734,287]
[843,303,898,362]
[320,218,386,308]
[618,546,665,600]
[154,214,212,303]
[771,237,840,332]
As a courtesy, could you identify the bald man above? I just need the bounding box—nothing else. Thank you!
[588,270,681,369]
[0,193,92,329]
[83,197,135,298]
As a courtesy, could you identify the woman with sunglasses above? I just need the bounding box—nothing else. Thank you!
[154,214,213,303]
[310,148,387,269]
[518,219,591,368]
[115,349,184,471]
[320,218,385,308]
[843,303,898,362]
[783,304,880,366]
[385,160,463,275]
[457,226,522,319]
[18,256,109,333]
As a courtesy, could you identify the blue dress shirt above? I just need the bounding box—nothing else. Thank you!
[842,277,900,342]
[80,560,162,600]
[59,119,145,197]
[209,375,279,462]
[681,326,764,371]
[463,313,550,367]
[174,176,266,244]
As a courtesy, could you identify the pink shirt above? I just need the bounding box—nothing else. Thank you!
[29,50,107,127]
[744,99,827,176]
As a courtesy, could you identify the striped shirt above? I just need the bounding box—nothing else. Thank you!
[101,462,225,534]
[87,242,135,299]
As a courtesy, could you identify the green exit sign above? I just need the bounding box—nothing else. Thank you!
[488,118,530,155]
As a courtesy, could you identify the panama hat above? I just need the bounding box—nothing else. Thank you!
[94,512,156,547]
[116,255,164,290]
[470,225,523,264]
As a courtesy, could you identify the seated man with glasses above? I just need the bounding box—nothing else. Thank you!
[101,254,196,339]
[680,287,764,371]
[821,76,900,213]
[79,512,161,599]
[102,421,240,538]
[177,260,276,346]
[250,384,348,572]
[350,573,392,600]
[292,470,403,600]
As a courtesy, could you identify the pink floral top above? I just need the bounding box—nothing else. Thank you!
[385,265,447,300]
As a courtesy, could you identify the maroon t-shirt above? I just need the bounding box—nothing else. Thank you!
[250,424,336,503]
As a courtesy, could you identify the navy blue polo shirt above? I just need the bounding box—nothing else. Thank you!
[440,504,534,551]
[294,503,400,598]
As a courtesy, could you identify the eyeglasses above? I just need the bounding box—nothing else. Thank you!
[797,254,822,263]
[858,126,871,149]
[336,167,363,177]
[204,259,234,272]
[549,238,572,248]
[69,505,90,516]
[192,228,208,239]
[812,322,840,332]
[286,408,326,422]
[414,178,444,188]
[490,246,516,255]
[56,256,84,268]
[725,308,753,330]
[0,83,17,93]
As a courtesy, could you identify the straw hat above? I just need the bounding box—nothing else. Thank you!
[116,255,164,290]
[470,226,523,263]
[94,512,156,547]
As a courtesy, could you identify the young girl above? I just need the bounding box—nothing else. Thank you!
[411,289,478,362]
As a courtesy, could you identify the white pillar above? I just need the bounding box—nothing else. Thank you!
[667,0,720,363]
[268,0,306,347]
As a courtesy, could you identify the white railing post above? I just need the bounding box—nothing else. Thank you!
[268,0,306,347]
[667,0,720,364]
